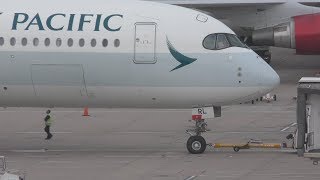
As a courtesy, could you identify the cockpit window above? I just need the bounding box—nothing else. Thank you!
[203,34,216,50]
[226,34,247,48]
[203,33,247,50]
[216,34,230,50]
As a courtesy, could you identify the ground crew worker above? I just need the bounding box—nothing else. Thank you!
[44,109,53,140]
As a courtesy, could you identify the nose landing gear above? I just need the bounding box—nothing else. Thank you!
[186,106,221,154]
[186,119,209,154]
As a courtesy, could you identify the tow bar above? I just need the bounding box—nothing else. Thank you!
[208,139,287,152]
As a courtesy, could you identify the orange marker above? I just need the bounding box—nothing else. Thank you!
[83,107,90,116]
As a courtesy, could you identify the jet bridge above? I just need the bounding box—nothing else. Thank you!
[296,77,320,157]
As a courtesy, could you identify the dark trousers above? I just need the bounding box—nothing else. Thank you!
[44,125,52,139]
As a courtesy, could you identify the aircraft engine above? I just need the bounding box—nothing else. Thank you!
[252,13,320,55]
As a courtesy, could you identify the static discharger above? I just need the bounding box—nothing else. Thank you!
[209,139,287,152]
[82,107,90,117]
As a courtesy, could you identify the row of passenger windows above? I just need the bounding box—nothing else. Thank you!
[203,33,247,50]
[0,37,121,48]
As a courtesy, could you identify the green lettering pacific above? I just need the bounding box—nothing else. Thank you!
[166,36,197,72]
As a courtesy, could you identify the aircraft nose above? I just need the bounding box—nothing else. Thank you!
[260,65,280,89]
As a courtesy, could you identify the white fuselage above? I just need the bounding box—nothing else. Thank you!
[0,0,279,108]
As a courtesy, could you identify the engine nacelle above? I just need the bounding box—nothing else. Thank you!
[252,13,320,55]
[252,21,295,49]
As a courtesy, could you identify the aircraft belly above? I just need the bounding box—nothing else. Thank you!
[0,85,36,107]
[85,86,263,108]
[0,85,262,108]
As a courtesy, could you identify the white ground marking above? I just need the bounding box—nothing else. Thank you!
[11,131,291,135]
[44,161,74,164]
[210,131,290,134]
[113,131,177,134]
[15,132,72,134]
[111,131,290,134]
[281,122,297,132]
[184,176,197,180]
[184,170,206,180]
[11,149,46,153]
[103,155,179,158]
[26,155,61,158]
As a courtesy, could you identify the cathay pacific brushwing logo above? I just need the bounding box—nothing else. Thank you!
[166,37,197,72]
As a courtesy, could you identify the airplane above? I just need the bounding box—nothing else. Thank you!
[151,0,320,62]
[0,0,279,154]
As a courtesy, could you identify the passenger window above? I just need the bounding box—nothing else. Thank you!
[203,34,216,50]
[21,38,27,46]
[91,39,97,47]
[0,37,4,46]
[226,34,247,48]
[79,39,85,47]
[56,38,62,47]
[33,38,39,46]
[44,38,50,47]
[10,37,16,46]
[67,38,73,47]
[114,39,120,47]
[216,34,230,50]
[102,39,108,47]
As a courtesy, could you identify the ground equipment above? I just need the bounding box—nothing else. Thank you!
[0,156,25,180]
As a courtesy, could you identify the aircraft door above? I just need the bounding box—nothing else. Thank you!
[134,22,157,64]
[31,64,87,106]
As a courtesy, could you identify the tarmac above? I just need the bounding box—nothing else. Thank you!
[1,47,320,180]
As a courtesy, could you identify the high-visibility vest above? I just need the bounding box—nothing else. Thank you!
[45,116,53,126]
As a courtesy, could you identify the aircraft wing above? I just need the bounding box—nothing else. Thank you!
[152,0,286,7]
[151,0,320,37]
[152,0,320,8]
[299,2,320,7]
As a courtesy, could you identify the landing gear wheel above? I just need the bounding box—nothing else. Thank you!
[233,146,240,152]
[263,54,271,64]
[187,136,206,154]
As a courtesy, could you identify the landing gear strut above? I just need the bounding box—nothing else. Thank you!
[186,119,209,154]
